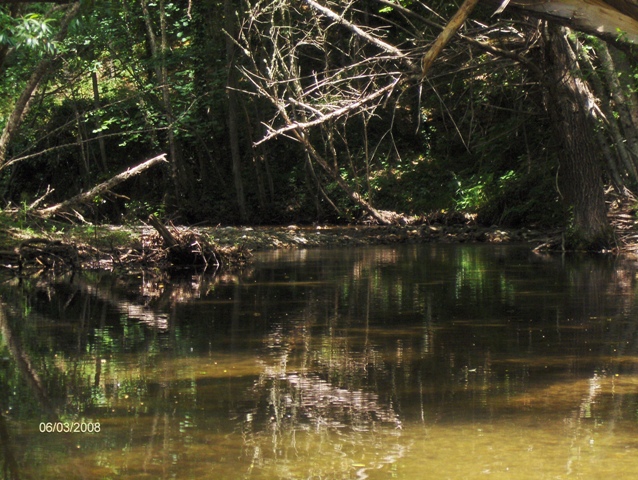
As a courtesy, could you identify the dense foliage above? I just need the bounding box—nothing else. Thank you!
[0,1,636,239]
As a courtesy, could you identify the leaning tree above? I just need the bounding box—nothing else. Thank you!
[237,0,638,248]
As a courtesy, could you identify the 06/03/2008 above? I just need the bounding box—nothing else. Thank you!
[39,422,100,433]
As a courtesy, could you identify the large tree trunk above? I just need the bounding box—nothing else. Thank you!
[542,24,612,250]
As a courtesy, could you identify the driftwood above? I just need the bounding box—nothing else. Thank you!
[147,214,224,270]
[18,238,78,269]
[0,238,79,271]
[147,213,178,248]
[37,154,167,217]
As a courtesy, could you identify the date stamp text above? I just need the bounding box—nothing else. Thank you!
[39,422,101,433]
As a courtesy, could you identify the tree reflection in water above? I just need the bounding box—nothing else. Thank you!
[1,245,638,478]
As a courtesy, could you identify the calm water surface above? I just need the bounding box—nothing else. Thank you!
[2,244,638,479]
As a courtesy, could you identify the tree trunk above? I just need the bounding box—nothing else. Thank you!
[596,41,638,177]
[225,0,248,221]
[159,0,185,197]
[91,71,109,172]
[607,45,638,129]
[542,24,612,250]
[140,0,185,205]
[574,36,638,185]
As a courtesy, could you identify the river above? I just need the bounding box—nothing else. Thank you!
[1,244,638,478]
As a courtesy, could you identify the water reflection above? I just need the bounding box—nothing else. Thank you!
[2,245,638,478]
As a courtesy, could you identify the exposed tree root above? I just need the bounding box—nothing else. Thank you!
[533,186,638,254]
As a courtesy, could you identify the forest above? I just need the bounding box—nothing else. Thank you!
[2,0,638,251]
[7,3,638,478]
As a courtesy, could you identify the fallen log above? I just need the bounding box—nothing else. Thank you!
[145,216,252,270]
[37,153,167,218]
[147,215,219,269]
[147,214,178,248]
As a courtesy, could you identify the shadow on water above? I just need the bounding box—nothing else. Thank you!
[2,245,638,478]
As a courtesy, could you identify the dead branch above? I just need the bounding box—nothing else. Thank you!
[147,214,178,248]
[37,154,167,217]
[420,0,480,79]
[303,0,415,70]
[28,185,54,210]
[145,215,250,270]
[18,238,78,270]
[254,78,400,145]
[3,126,171,170]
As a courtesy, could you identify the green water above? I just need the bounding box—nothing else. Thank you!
[2,244,638,479]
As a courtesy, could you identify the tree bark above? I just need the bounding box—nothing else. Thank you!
[542,24,612,250]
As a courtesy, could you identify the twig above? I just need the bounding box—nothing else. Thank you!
[28,185,54,210]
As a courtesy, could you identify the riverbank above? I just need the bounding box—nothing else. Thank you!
[0,217,557,274]
[205,223,550,250]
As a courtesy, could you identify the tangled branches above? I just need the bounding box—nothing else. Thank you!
[237,0,414,145]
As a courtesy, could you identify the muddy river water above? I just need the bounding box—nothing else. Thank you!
[2,244,638,478]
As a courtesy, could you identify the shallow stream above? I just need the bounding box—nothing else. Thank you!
[2,244,638,478]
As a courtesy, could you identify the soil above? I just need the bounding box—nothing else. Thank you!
[0,220,557,275]
[4,188,637,274]
[203,223,550,250]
